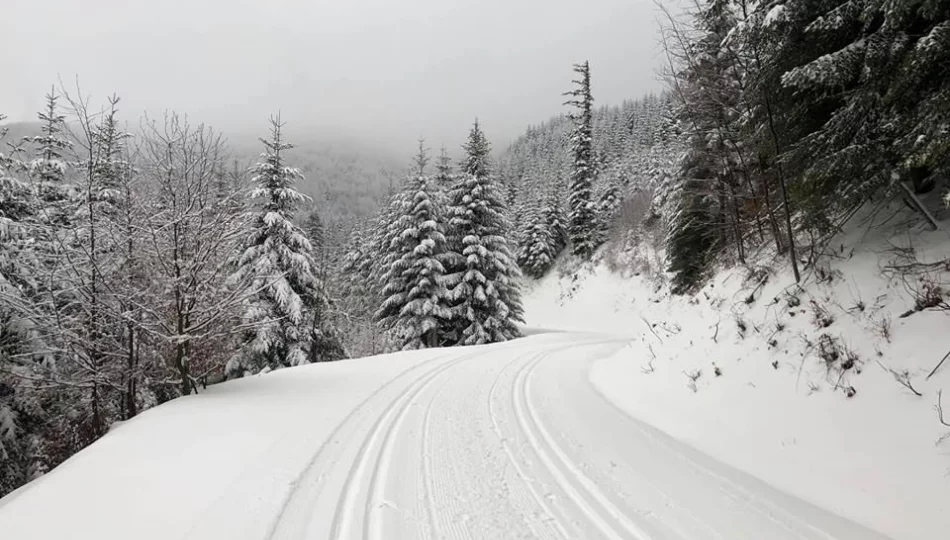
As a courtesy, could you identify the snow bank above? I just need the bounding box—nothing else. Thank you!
[524,223,950,540]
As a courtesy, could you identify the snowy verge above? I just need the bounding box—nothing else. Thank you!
[523,222,950,540]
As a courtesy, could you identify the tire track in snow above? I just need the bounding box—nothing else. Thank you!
[265,352,463,540]
[330,352,477,540]
[512,352,653,540]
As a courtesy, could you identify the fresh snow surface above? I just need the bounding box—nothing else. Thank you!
[0,332,893,539]
[524,224,950,540]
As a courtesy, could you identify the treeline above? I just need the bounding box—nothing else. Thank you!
[498,67,680,279]
[0,89,344,495]
[498,0,949,294]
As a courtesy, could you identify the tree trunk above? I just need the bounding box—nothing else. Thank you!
[728,179,745,263]
[763,102,801,282]
[760,173,784,253]
[126,322,137,418]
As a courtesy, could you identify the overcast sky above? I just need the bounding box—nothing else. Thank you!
[2,0,668,154]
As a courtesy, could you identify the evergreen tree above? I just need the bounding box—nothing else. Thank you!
[304,208,325,253]
[564,61,597,259]
[758,0,950,229]
[375,142,452,349]
[0,113,41,370]
[0,115,34,228]
[517,202,556,279]
[444,121,524,345]
[308,294,347,362]
[542,189,569,256]
[434,146,454,191]
[303,206,331,284]
[667,191,719,295]
[594,171,623,245]
[228,116,321,374]
[24,88,72,224]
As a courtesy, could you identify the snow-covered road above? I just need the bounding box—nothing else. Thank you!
[0,333,890,539]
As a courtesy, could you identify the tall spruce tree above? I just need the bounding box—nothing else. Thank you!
[564,61,597,259]
[0,113,40,372]
[303,208,325,254]
[228,116,322,374]
[444,121,523,345]
[594,171,622,245]
[25,88,72,225]
[375,142,452,349]
[542,189,568,256]
[517,201,556,279]
[435,146,454,191]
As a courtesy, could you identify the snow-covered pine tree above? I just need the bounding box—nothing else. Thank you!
[593,170,622,246]
[374,141,452,349]
[304,208,325,254]
[51,93,130,441]
[0,110,42,398]
[89,96,143,418]
[542,189,568,256]
[444,121,524,345]
[107,124,145,419]
[301,207,346,363]
[307,291,348,362]
[563,61,597,259]
[760,0,950,230]
[659,0,759,288]
[228,115,323,375]
[517,201,556,279]
[0,114,34,236]
[434,146,454,191]
[24,88,72,225]
[340,214,397,356]
[303,206,331,283]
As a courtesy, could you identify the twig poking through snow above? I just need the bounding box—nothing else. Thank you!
[683,369,701,393]
[640,316,664,344]
[641,358,656,375]
[878,361,923,397]
[935,390,950,445]
[926,349,950,381]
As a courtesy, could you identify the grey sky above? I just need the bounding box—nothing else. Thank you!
[2,0,667,154]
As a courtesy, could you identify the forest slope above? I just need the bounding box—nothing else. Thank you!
[523,208,950,540]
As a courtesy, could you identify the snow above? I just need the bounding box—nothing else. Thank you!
[0,348,448,538]
[523,223,950,540]
[0,333,895,539]
[3,215,947,539]
[763,4,786,26]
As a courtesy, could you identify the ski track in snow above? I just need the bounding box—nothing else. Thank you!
[487,352,570,540]
[0,333,897,540]
[515,351,652,540]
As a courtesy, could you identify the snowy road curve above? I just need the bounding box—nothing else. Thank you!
[0,333,890,539]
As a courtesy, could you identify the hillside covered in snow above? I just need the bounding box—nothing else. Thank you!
[522,207,950,540]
